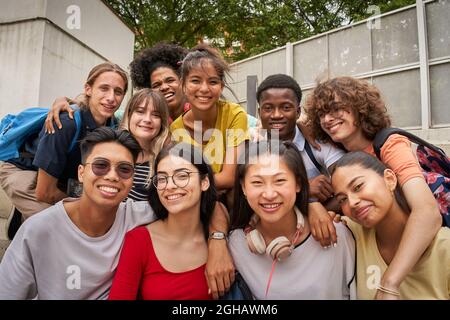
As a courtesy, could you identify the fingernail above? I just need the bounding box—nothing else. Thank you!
[333,243,337,248]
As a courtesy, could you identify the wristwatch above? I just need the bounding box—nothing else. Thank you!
[209,231,227,240]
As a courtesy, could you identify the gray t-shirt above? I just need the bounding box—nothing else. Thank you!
[0,198,155,300]
[228,222,356,300]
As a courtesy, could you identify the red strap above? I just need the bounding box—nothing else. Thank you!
[265,259,277,298]
[265,228,302,298]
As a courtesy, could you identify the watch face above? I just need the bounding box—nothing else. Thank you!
[211,232,226,239]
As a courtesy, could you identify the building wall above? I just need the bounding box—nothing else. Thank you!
[44,0,134,68]
[39,22,105,107]
[0,20,45,110]
[226,0,450,148]
[0,0,47,21]
[0,0,135,118]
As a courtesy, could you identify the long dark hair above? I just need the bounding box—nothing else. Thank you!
[148,142,217,239]
[230,140,310,230]
[331,151,410,213]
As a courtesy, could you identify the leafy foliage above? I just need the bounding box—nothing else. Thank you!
[105,0,415,61]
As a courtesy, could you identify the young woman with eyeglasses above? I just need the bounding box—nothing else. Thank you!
[109,143,217,299]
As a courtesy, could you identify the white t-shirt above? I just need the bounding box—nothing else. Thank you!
[0,198,155,300]
[228,222,356,300]
[292,127,345,179]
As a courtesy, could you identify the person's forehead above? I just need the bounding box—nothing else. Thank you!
[246,154,291,175]
[157,155,195,171]
[94,72,125,86]
[188,61,219,78]
[151,66,178,80]
[88,142,133,162]
[332,165,365,187]
[260,87,297,102]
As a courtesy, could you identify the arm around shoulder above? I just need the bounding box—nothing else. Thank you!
[380,177,441,291]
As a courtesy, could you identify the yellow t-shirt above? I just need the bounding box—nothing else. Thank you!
[170,100,249,173]
[345,218,450,300]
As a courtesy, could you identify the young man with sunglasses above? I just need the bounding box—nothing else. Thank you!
[0,127,157,299]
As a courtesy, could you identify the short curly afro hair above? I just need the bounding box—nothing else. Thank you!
[130,42,188,89]
[256,74,302,106]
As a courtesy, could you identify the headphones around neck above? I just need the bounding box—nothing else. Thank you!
[245,207,305,261]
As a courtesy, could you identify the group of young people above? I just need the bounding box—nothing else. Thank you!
[0,41,448,300]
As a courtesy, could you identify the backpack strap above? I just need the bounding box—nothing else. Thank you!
[304,140,326,175]
[68,110,82,153]
[373,127,447,160]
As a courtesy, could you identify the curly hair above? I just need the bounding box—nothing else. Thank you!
[129,42,188,89]
[305,77,391,145]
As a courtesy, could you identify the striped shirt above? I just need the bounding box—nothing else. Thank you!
[126,161,151,202]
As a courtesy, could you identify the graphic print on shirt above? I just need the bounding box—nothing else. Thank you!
[66,265,81,290]
[366,264,381,290]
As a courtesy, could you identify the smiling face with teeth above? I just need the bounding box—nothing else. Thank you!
[183,60,224,112]
[319,99,359,147]
[156,155,210,216]
[78,142,134,208]
[150,67,185,119]
[258,88,300,142]
[129,99,162,144]
[241,154,300,226]
[85,72,126,126]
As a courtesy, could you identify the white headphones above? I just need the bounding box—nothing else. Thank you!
[245,207,305,261]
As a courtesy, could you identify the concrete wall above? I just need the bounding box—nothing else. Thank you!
[39,22,105,108]
[0,20,45,110]
[0,0,135,118]
[0,0,47,21]
[44,0,134,68]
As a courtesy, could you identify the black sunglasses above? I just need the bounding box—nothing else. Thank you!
[84,159,134,180]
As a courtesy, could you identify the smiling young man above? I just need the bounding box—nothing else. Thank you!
[256,74,345,247]
[0,63,126,224]
[0,128,158,300]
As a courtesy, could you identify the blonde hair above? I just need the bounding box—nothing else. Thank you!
[77,62,129,110]
[120,88,170,179]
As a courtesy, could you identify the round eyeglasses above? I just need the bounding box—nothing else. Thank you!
[152,171,200,190]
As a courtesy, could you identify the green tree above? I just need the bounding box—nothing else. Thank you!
[105,0,415,61]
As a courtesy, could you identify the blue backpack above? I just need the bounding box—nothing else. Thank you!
[0,106,82,161]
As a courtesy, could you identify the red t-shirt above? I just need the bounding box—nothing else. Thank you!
[109,226,211,300]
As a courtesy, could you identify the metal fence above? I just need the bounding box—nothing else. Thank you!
[225,0,450,131]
